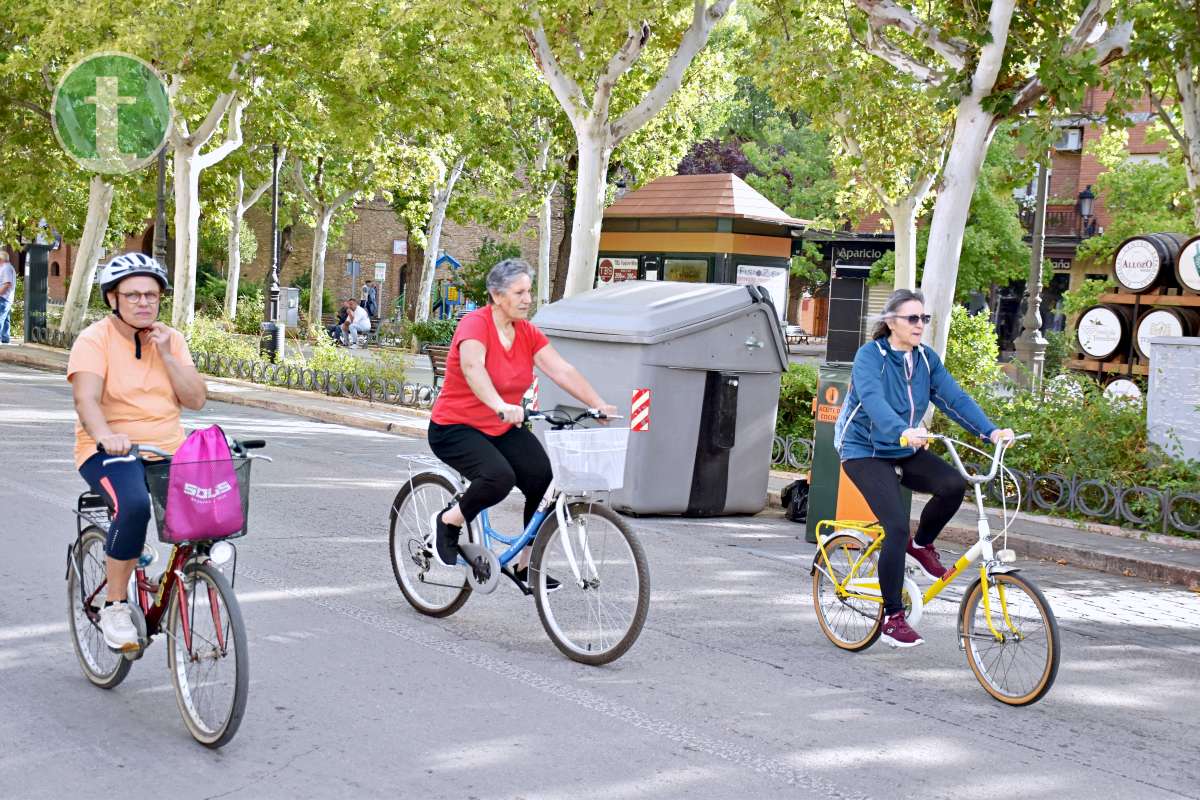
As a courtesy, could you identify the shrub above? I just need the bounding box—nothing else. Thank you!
[942,305,1001,395]
[1043,329,1071,379]
[410,318,457,345]
[186,316,258,362]
[775,362,818,442]
[462,238,522,306]
[305,324,406,383]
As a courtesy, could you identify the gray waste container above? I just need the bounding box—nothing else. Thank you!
[532,281,788,516]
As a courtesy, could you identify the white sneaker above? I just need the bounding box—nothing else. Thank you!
[99,602,140,652]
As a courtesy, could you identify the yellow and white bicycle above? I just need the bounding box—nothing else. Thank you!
[811,432,1061,706]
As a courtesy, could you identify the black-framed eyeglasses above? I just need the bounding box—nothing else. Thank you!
[893,313,932,325]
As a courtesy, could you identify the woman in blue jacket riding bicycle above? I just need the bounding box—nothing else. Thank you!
[834,289,1012,648]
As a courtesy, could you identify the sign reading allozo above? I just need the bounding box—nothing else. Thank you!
[1114,239,1160,291]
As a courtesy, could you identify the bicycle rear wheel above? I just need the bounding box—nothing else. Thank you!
[389,474,470,617]
[67,528,132,689]
[530,501,649,665]
[960,571,1060,706]
[812,533,884,651]
[166,562,248,748]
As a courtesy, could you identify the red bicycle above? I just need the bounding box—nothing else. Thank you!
[66,438,267,748]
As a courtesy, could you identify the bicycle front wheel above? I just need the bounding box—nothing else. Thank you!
[812,533,884,651]
[530,501,649,665]
[389,474,470,617]
[67,528,132,689]
[166,562,249,748]
[960,571,1060,706]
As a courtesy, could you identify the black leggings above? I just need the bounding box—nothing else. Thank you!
[427,422,553,528]
[842,448,968,616]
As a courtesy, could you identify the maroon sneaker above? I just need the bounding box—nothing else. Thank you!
[881,611,924,648]
[906,541,948,581]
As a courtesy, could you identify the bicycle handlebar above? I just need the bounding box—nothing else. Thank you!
[99,438,268,466]
[496,407,624,428]
[899,431,1030,485]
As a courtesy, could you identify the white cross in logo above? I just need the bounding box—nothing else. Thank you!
[85,76,137,164]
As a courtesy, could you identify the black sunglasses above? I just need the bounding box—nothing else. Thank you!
[893,314,932,325]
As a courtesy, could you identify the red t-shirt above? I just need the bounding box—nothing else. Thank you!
[431,307,550,436]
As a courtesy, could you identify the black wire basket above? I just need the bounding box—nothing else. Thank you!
[143,458,253,545]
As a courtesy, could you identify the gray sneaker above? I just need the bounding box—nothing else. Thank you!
[99,602,140,652]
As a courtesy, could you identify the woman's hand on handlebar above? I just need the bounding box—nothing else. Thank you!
[495,403,526,426]
[97,433,132,456]
[989,428,1016,445]
[900,427,930,449]
[594,402,618,424]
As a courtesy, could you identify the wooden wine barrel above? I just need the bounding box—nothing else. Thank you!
[1113,233,1187,293]
[1076,303,1134,360]
[1134,306,1200,358]
[1103,377,1142,403]
[1177,235,1200,294]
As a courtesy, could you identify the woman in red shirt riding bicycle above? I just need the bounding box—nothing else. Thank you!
[427,259,615,583]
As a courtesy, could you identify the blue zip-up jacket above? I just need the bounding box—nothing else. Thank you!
[834,337,997,461]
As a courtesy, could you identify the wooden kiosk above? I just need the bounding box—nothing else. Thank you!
[598,173,807,318]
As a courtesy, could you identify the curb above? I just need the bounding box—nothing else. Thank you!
[766,486,1200,590]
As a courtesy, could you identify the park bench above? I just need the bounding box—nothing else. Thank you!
[320,312,381,347]
[426,344,451,389]
[784,325,810,346]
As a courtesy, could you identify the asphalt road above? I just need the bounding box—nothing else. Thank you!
[1,363,1198,800]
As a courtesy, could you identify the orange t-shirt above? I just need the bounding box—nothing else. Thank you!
[67,316,192,469]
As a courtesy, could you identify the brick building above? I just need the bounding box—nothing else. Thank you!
[241,194,567,316]
[41,191,566,315]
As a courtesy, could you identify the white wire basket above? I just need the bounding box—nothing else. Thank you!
[544,427,630,492]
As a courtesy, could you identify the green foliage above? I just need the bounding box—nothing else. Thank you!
[941,306,1001,396]
[775,363,818,442]
[462,238,522,306]
[961,376,1200,533]
[304,325,407,384]
[410,318,457,345]
[9,278,23,332]
[232,282,265,335]
[185,316,258,362]
[1062,278,1115,316]
[742,117,841,223]
[1075,128,1195,269]
[870,134,1030,297]
[1042,330,1071,380]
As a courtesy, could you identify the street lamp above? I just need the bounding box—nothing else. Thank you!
[1077,185,1096,236]
[1014,155,1051,389]
[259,143,284,362]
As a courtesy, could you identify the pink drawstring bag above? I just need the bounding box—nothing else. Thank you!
[163,425,245,543]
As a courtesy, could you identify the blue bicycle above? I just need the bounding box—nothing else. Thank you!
[388,408,650,665]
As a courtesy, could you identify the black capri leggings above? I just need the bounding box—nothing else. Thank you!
[841,448,968,616]
[427,422,554,528]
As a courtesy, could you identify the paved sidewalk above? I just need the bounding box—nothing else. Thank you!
[6,341,1198,589]
[767,472,1200,590]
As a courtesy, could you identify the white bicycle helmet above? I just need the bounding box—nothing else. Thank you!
[98,252,170,306]
[97,252,171,359]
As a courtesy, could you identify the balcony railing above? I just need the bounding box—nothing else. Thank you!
[1019,205,1098,238]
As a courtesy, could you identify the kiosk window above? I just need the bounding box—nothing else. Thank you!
[664,258,709,283]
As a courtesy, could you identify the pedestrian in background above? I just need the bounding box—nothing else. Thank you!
[361,279,379,319]
[341,297,371,348]
[0,250,16,345]
[328,298,350,343]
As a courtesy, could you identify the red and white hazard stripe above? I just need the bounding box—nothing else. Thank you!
[528,376,540,410]
[631,388,651,431]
